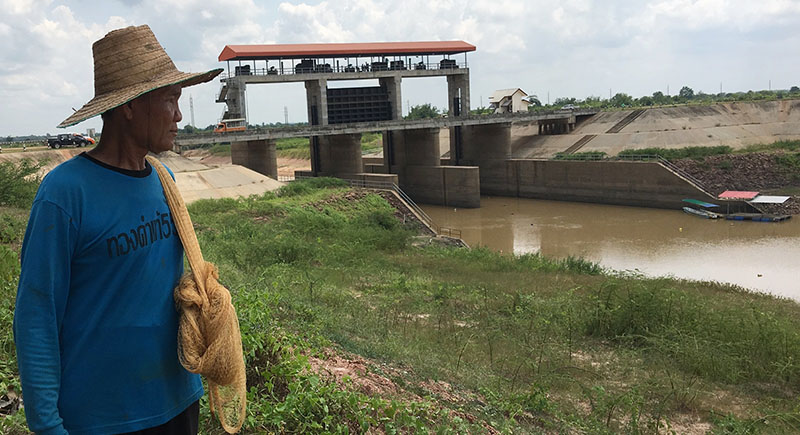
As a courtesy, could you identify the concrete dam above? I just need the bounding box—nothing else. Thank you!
[175,38,800,210]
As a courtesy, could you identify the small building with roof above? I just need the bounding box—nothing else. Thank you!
[488,88,529,114]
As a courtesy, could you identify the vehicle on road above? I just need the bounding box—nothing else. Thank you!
[560,104,578,110]
[47,133,94,148]
[214,118,247,133]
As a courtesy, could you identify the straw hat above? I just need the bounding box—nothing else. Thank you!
[58,25,222,128]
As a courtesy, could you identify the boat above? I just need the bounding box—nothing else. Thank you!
[683,206,721,219]
[725,213,792,222]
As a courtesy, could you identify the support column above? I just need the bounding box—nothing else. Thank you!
[316,133,362,175]
[446,71,470,117]
[379,76,403,120]
[389,127,441,169]
[223,78,247,121]
[389,127,479,208]
[305,78,328,126]
[231,139,277,179]
[460,123,512,195]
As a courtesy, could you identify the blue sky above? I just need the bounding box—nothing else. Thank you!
[1,0,799,136]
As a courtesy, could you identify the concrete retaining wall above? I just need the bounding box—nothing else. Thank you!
[503,159,714,209]
[400,165,480,208]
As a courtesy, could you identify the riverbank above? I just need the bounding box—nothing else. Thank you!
[2,167,800,433]
[672,151,800,215]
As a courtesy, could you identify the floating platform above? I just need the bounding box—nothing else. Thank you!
[725,213,792,222]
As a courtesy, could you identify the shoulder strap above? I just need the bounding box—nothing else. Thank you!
[145,155,207,291]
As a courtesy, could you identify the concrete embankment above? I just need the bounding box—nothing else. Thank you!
[500,159,721,209]
[513,99,800,158]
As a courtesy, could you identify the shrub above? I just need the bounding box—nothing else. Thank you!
[0,159,43,208]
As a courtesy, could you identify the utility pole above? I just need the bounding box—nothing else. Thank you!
[720,82,722,94]
[667,85,670,96]
[189,94,196,127]
[284,106,288,124]
[769,80,772,91]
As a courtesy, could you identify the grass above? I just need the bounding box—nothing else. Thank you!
[618,140,800,162]
[2,160,800,433]
[618,146,733,160]
[275,133,383,159]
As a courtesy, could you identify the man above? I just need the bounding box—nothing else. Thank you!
[14,25,221,434]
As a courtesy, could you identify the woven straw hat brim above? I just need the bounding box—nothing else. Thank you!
[58,68,222,128]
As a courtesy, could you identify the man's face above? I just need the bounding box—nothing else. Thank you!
[129,84,182,153]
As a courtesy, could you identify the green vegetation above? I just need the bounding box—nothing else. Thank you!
[405,103,441,120]
[208,144,232,157]
[275,134,383,160]
[2,160,800,433]
[553,151,607,161]
[618,146,733,160]
[0,159,42,208]
[618,140,800,164]
[530,86,800,112]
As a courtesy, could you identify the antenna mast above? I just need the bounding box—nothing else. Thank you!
[189,94,196,127]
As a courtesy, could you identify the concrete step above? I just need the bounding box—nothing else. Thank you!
[563,134,597,154]
[606,109,645,134]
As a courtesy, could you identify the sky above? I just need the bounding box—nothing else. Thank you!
[1,0,799,136]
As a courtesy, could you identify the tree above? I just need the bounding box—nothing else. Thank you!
[637,96,654,106]
[406,103,440,120]
[609,93,633,107]
[554,97,577,106]
[679,86,694,99]
[524,95,542,106]
[470,107,494,115]
[790,86,799,93]
[5,136,12,143]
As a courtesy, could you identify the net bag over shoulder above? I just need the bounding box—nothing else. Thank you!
[146,155,246,433]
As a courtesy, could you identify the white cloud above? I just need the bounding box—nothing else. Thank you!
[1,0,799,135]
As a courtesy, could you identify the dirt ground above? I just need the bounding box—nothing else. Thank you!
[181,149,310,177]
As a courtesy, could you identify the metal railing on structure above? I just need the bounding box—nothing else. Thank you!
[290,176,459,237]
[220,61,468,80]
[549,153,715,197]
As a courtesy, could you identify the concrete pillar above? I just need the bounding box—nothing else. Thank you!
[379,76,403,120]
[305,78,328,126]
[224,78,247,120]
[317,133,362,175]
[231,139,277,179]
[460,123,512,195]
[446,71,470,117]
[389,128,440,169]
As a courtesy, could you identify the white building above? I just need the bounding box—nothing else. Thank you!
[488,88,530,113]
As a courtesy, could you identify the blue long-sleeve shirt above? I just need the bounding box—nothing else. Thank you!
[14,153,202,434]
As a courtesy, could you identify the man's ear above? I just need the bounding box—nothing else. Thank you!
[121,100,136,121]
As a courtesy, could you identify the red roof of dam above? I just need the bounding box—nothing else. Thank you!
[218,41,476,62]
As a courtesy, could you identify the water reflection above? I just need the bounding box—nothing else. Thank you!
[422,197,800,300]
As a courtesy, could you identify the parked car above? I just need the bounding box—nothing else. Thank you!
[47,133,93,149]
[560,104,578,110]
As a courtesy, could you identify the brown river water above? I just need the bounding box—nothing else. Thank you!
[421,197,800,300]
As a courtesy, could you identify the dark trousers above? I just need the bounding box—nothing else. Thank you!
[118,401,199,435]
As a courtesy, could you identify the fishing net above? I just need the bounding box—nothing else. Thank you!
[147,155,246,433]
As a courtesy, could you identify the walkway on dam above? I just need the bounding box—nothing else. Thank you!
[175,109,597,147]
